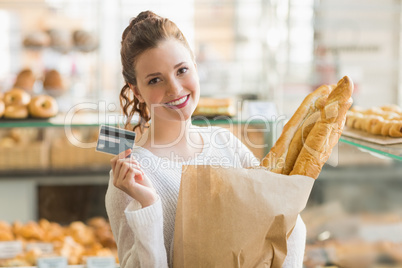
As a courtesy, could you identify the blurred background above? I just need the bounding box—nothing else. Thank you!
[0,0,402,267]
[1,0,400,115]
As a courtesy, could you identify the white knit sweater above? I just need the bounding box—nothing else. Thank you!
[105,126,306,268]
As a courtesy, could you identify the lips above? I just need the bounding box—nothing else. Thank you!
[165,94,190,109]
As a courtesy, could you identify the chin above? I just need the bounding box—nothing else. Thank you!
[155,108,193,123]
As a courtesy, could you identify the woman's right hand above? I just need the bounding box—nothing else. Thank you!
[110,149,158,208]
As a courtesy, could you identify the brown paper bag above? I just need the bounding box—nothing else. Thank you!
[173,165,314,268]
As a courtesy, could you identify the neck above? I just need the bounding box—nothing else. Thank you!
[148,117,193,147]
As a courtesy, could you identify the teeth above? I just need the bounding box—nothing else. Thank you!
[166,95,187,106]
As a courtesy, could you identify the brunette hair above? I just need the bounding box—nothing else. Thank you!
[120,10,195,132]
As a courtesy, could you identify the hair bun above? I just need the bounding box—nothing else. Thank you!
[122,11,160,42]
[131,10,160,25]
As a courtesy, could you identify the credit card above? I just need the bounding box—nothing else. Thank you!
[96,125,136,155]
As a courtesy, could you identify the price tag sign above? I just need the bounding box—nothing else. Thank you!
[0,241,23,259]
[86,256,116,268]
[26,242,54,254]
[37,256,68,268]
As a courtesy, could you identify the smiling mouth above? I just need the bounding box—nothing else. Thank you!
[165,94,190,106]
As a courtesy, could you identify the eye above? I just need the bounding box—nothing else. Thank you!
[177,67,188,75]
[148,77,161,85]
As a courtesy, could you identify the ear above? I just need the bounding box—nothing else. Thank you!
[129,83,145,103]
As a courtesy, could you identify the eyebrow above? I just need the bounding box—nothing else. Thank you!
[144,62,187,79]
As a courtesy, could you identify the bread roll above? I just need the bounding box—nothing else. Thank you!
[23,31,50,48]
[389,122,402,137]
[43,69,64,91]
[380,104,402,114]
[353,116,365,130]
[13,69,36,91]
[3,88,31,106]
[367,116,385,135]
[362,115,383,132]
[73,30,98,52]
[381,120,395,136]
[289,76,354,179]
[19,221,45,240]
[47,29,71,53]
[346,104,402,137]
[28,95,58,118]
[345,111,362,128]
[4,105,29,119]
[260,84,332,172]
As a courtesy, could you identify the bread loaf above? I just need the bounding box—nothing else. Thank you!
[193,97,236,117]
[260,84,332,173]
[289,76,354,179]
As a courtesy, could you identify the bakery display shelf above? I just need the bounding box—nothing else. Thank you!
[0,167,111,178]
[1,264,120,268]
[340,135,402,161]
[0,113,109,128]
[0,113,275,128]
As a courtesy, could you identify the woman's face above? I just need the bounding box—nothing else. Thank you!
[133,38,200,123]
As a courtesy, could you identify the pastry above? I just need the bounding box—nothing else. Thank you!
[23,31,50,48]
[43,69,64,91]
[73,30,98,52]
[3,88,31,106]
[13,69,36,91]
[28,95,58,118]
[346,104,402,137]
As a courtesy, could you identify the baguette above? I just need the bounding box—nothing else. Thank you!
[260,85,332,172]
[289,76,354,179]
[282,110,320,175]
[281,93,330,175]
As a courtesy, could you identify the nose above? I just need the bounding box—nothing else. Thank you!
[166,77,182,97]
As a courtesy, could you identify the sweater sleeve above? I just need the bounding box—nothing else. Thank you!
[105,170,168,268]
[282,214,306,268]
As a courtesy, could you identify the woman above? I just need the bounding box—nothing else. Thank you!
[105,10,306,267]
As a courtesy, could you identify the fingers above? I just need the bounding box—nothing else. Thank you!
[116,161,131,184]
[110,148,132,170]
[113,157,144,188]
